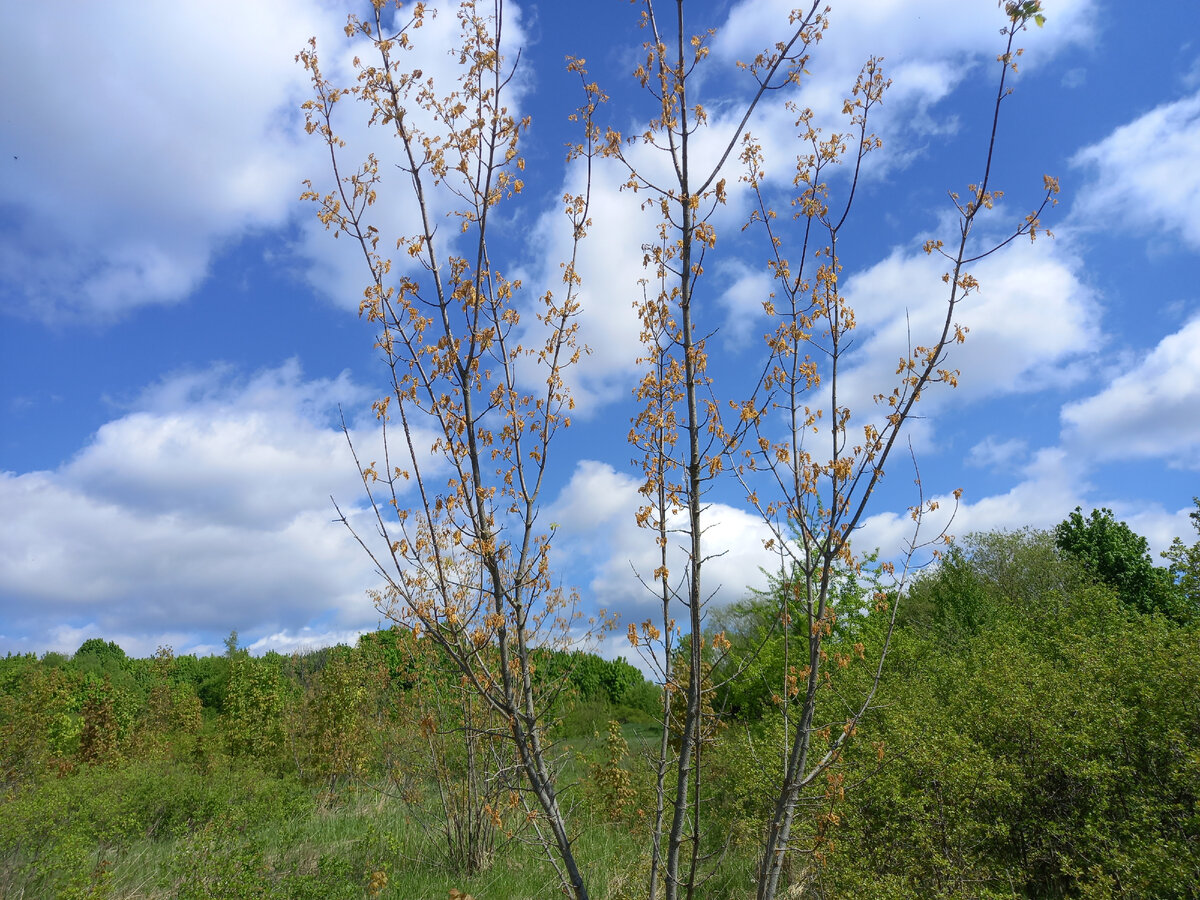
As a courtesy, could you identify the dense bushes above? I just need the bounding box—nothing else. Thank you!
[704,527,1199,898]
[843,531,1199,897]
[0,760,313,896]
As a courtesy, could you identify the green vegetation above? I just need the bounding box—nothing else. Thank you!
[799,528,1198,898]
[0,629,660,898]
[1,505,1197,897]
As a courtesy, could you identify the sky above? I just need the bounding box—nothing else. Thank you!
[1,0,1198,660]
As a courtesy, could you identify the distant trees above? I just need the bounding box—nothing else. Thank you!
[0,630,658,787]
[1163,497,1200,613]
[139,647,203,760]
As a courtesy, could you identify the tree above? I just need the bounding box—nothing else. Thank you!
[138,645,203,761]
[302,2,1058,898]
[388,635,525,875]
[222,652,287,767]
[294,643,389,792]
[299,3,604,895]
[1162,497,1200,621]
[78,675,120,765]
[73,639,129,673]
[0,655,78,784]
[1054,506,1190,621]
[614,2,1057,897]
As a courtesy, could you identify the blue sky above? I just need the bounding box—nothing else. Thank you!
[1,0,1198,659]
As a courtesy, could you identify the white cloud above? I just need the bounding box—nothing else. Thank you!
[0,0,347,319]
[855,447,1197,566]
[66,360,368,528]
[1119,501,1198,557]
[512,157,656,411]
[548,460,777,622]
[793,234,1103,465]
[711,0,1095,172]
[0,470,372,633]
[509,0,1099,417]
[1061,315,1200,468]
[0,0,535,321]
[966,436,1030,471]
[1184,57,1200,91]
[0,361,390,654]
[716,261,774,350]
[1061,67,1087,89]
[1071,91,1200,250]
[944,447,1090,536]
[853,446,1091,563]
[247,627,372,656]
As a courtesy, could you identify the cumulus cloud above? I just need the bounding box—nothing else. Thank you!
[67,360,369,528]
[1061,67,1087,89]
[1120,501,1199,557]
[0,0,534,322]
[715,261,775,350]
[0,0,346,320]
[853,446,1091,563]
[511,0,1098,416]
[511,157,657,411]
[1070,90,1200,250]
[840,238,1100,408]
[247,627,372,656]
[1061,315,1200,468]
[0,361,391,655]
[713,0,1095,77]
[710,0,1095,172]
[855,446,1197,566]
[966,436,1030,471]
[548,460,777,622]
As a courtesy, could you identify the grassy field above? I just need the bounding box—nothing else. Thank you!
[0,723,755,900]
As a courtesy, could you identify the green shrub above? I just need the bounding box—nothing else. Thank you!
[814,530,1200,898]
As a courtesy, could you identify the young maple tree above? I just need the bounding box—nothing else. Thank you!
[615,1,1057,898]
[298,1,605,895]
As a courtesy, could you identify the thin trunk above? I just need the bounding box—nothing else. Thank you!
[664,2,705,894]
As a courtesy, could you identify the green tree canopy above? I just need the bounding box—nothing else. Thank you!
[73,639,129,668]
[1054,506,1191,621]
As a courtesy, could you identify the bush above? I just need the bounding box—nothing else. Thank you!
[814,530,1200,898]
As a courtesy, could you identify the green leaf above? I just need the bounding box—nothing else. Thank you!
[1034,13,1046,27]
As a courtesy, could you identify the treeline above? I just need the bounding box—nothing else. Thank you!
[1,626,663,895]
[0,629,658,788]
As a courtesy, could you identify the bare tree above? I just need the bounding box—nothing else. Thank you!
[298,2,605,896]
[616,2,1057,899]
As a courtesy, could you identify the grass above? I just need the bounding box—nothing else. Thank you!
[0,741,759,900]
[0,715,766,899]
